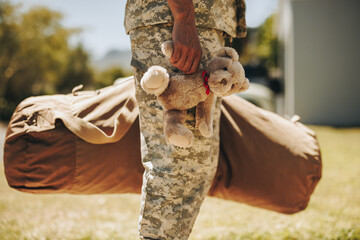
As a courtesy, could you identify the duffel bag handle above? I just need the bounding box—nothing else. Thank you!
[6,77,139,145]
[54,101,137,144]
[56,78,138,144]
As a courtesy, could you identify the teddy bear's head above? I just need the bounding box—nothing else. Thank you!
[161,41,249,96]
[206,47,249,96]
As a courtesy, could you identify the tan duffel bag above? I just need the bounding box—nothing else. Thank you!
[3,77,322,214]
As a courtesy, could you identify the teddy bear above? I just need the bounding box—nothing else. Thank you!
[140,41,249,148]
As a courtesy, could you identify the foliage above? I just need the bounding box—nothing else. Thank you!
[256,14,279,69]
[231,14,278,70]
[57,44,94,93]
[0,1,129,120]
[0,1,97,120]
[95,66,127,89]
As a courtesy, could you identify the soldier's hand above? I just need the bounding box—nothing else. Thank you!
[167,0,202,74]
[170,21,202,74]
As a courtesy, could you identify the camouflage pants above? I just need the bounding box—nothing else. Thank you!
[129,25,226,240]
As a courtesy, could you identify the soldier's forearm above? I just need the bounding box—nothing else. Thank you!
[167,0,196,24]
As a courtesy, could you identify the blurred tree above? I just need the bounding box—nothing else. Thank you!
[0,1,19,99]
[256,14,278,70]
[57,44,94,93]
[229,14,278,69]
[95,66,127,89]
[0,1,94,120]
[0,1,21,119]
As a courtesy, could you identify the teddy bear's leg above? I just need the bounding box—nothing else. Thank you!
[196,94,216,138]
[140,66,170,95]
[164,109,194,148]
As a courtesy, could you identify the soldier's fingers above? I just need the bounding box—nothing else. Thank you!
[185,54,201,74]
[170,47,181,64]
[182,52,195,73]
[176,49,189,71]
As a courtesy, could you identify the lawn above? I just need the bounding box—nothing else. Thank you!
[0,125,359,240]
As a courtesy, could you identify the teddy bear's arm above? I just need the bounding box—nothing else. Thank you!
[196,93,216,138]
[140,66,170,96]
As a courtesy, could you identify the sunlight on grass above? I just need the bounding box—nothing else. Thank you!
[1,126,359,239]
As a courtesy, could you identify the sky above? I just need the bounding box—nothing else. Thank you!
[10,0,279,59]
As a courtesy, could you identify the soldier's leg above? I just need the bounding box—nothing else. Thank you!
[130,25,226,240]
[177,28,226,238]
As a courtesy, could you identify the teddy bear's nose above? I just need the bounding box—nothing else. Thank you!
[220,78,228,85]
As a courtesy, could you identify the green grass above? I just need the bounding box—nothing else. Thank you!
[1,126,360,240]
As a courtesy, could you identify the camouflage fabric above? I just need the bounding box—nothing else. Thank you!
[125,0,247,38]
[129,25,225,240]
[235,0,247,38]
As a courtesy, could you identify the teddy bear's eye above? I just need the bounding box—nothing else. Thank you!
[223,67,228,71]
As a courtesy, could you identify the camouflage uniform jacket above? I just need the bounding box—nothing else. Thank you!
[124,0,247,38]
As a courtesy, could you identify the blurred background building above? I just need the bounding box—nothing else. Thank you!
[278,0,360,126]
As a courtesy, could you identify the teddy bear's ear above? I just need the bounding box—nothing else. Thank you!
[216,47,239,61]
[161,41,174,59]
